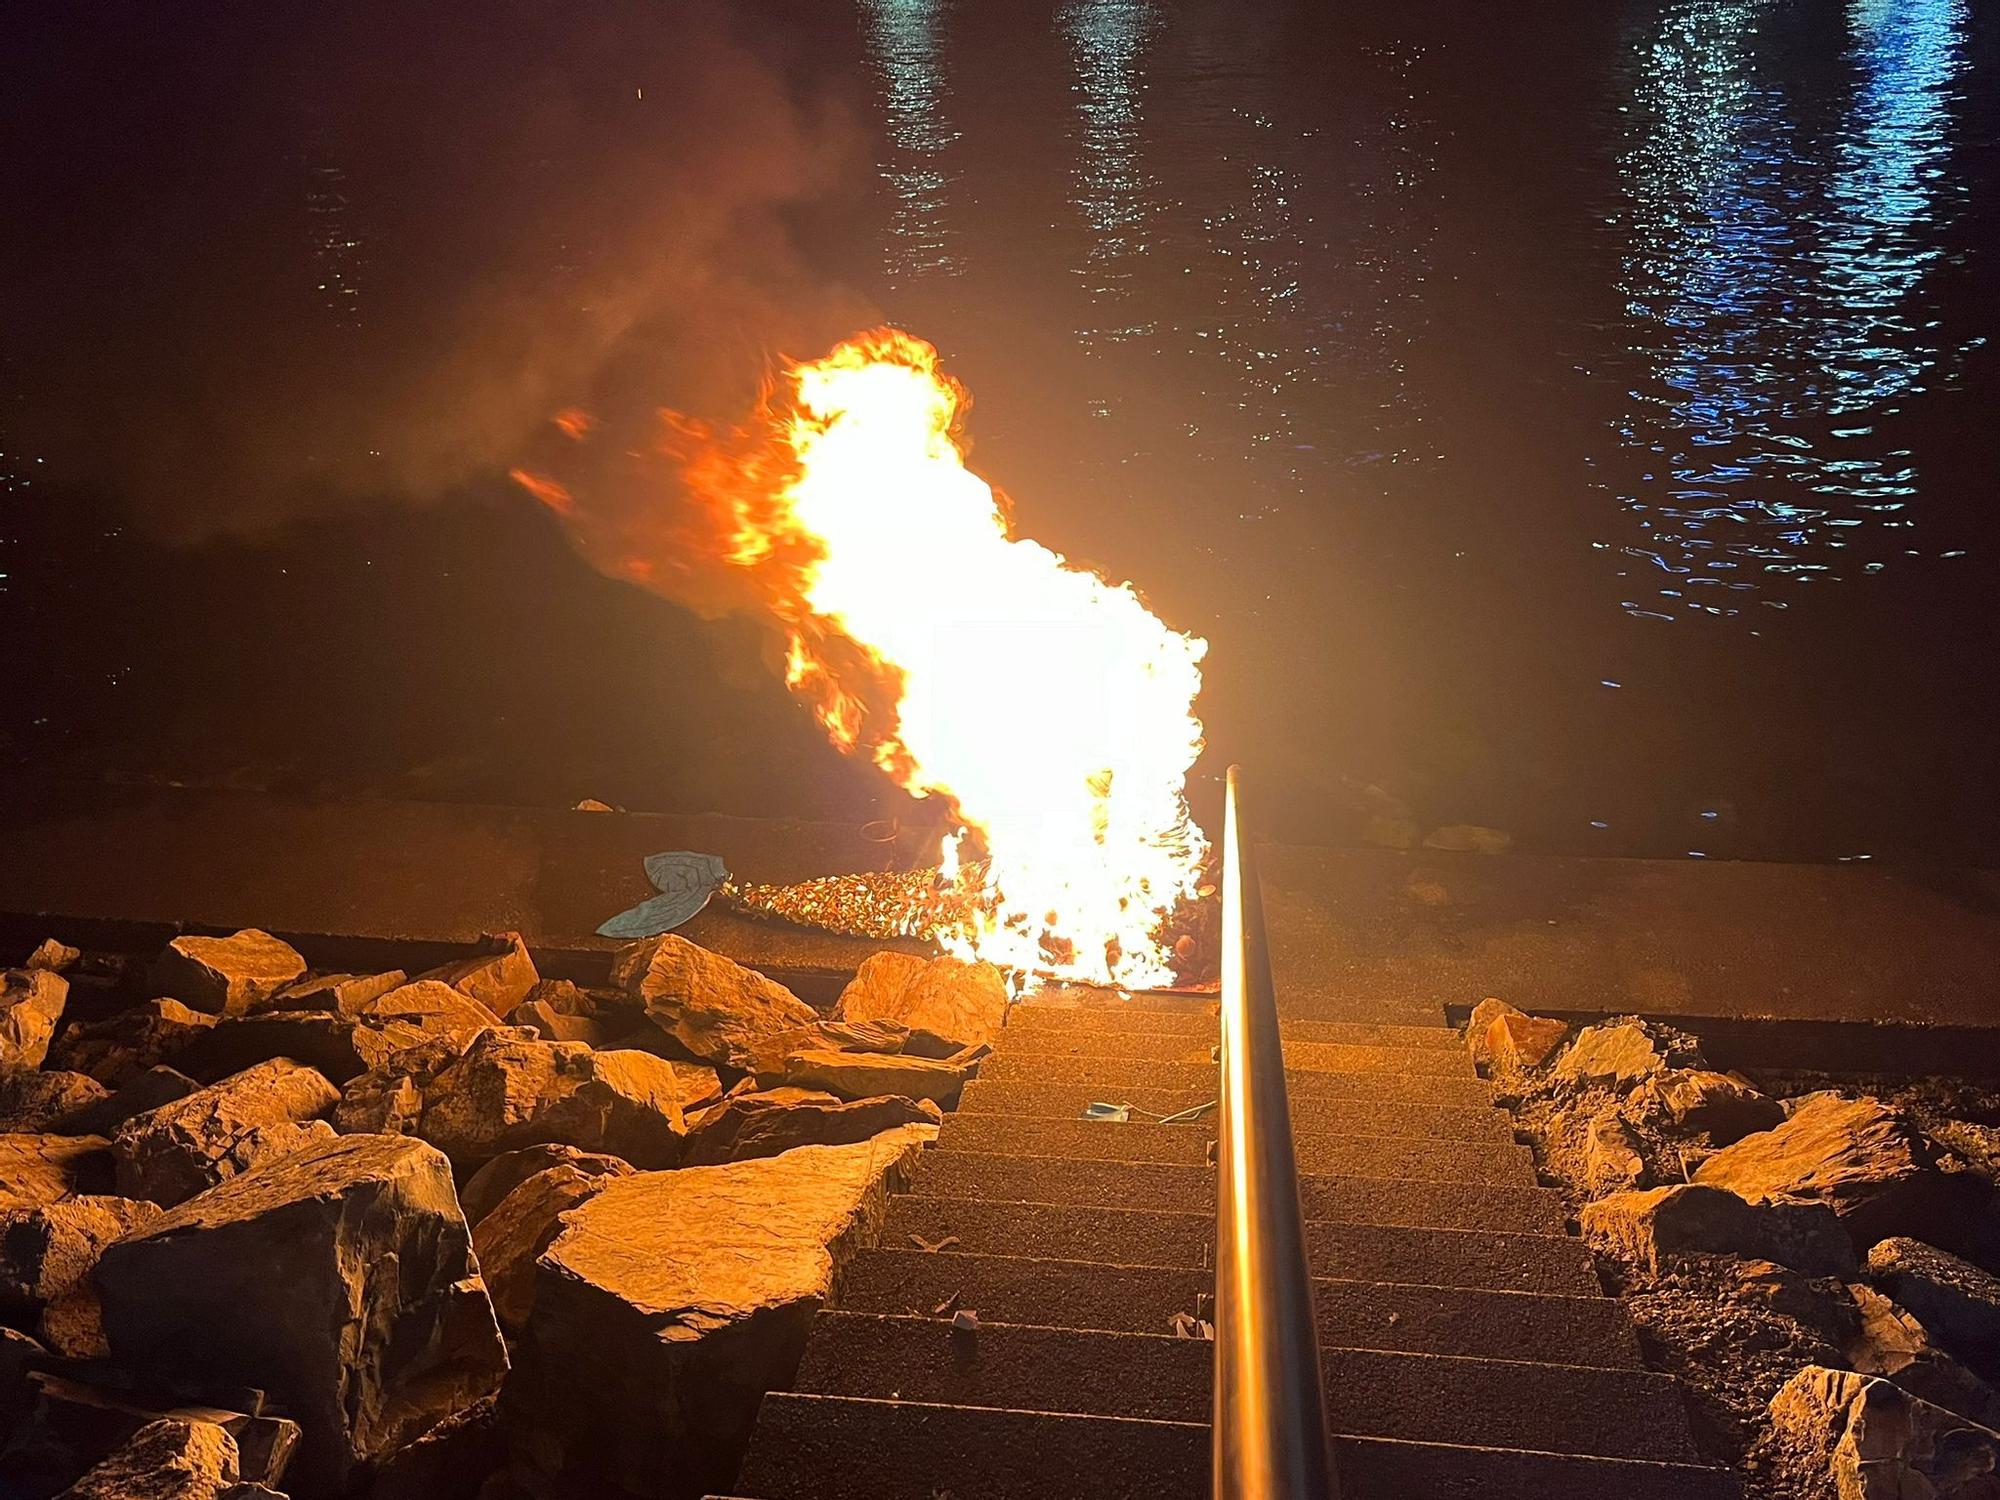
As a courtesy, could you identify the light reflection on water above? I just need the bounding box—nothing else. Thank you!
[860,0,963,286]
[1607,0,1970,621]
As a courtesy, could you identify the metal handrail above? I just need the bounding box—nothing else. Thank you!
[1214,766,1339,1498]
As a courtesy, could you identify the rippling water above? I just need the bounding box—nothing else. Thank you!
[3,0,1995,861]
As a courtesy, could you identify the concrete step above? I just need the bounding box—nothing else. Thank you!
[837,1249,1642,1368]
[796,1312,1698,1462]
[734,1394,1740,1500]
[1006,1006,1461,1050]
[882,1197,1601,1294]
[975,1052,1492,1106]
[736,1394,1208,1500]
[931,1115,1535,1185]
[994,1030,1477,1075]
[956,1078,1513,1140]
[908,1151,1569,1234]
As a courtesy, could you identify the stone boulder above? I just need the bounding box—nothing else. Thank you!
[682,1089,942,1166]
[1581,1183,1857,1278]
[1640,1069,1785,1144]
[55,1416,240,1500]
[269,970,406,1017]
[95,1133,508,1499]
[50,1000,219,1088]
[506,1000,606,1046]
[0,1134,115,1210]
[778,1047,968,1106]
[111,1059,341,1207]
[1583,1112,1649,1195]
[1694,1093,1963,1249]
[1552,1022,1666,1091]
[471,1164,623,1332]
[1758,1364,2000,1499]
[0,1195,160,1315]
[1,969,69,1069]
[154,932,306,1017]
[0,1068,110,1133]
[612,934,816,1071]
[459,1144,630,1228]
[414,1031,686,1169]
[1870,1238,2000,1384]
[834,952,1008,1051]
[415,933,539,1016]
[25,939,80,974]
[331,1038,469,1137]
[1466,998,1569,1078]
[14,1371,301,1492]
[1847,1282,2000,1432]
[351,981,505,1049]
[517,1124,934,1497]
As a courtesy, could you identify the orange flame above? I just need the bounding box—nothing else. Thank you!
[529,329,1209,986]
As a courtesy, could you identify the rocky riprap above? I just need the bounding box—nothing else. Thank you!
[1465,998,2000,1499]
[0,928,1006,1499]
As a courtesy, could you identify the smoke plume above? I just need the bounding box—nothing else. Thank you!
[1,0,875,537]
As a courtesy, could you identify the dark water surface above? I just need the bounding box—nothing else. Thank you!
[5,1,1997,862]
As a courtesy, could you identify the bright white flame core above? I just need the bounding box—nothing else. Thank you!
[780,337,1208,986]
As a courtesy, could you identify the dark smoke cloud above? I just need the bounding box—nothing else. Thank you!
[2,0,876,537]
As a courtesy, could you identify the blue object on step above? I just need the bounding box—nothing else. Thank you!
[596,851,732,938]
[1082,1102,1133,1123]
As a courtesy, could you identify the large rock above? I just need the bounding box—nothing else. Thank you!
[1846,1283,2000,1432]
[778,1047,968,1106]
[351,981,505,1049]
[471,1164,621,1332]
[95,1133,508,1499]
[1694,1093,1959,1248]
[416,1032,686,1168]
[1759,1364,2000,1499]
[1583,1112,1649,1195]
[613,935,816,1071]
[834,952,1008,1050]
[1580,1183,1857,1278]
[683,1089,942,1166]
[0,1068,110,1133]
[0,1195,160,1314]
[50,1000,219,1088]
[415,933,539,1016]
[459,1144,632,1229]
[111,1059,341,1206]
[1,969,69,1069]
[1640,1069,1785,1144]
[56,1416,240,1500]
[15,1371,301,1491]
[519,1125,935,1497]
[331,1037,469,1137]
[25,939,80,974]
[0,1134,115,1209]
[269,970,406,1017]
[1869,1238,2000,1383]
[1552,1022,1665,1090]
[1466,998,1568,1077]
[154,932,306,1017]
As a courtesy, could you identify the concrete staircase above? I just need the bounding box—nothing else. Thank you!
[726,999,1741,1499]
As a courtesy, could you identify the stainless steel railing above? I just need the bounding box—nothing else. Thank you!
[1213,766,1339,1498]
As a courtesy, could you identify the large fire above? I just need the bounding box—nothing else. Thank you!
[524,329,1209,988]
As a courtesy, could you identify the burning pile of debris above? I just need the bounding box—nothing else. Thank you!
[1466,1000,2000,1500]
[0,927,1007,1499]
